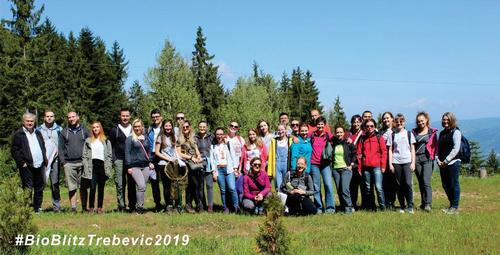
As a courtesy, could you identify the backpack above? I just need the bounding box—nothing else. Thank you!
[453,128,471,164]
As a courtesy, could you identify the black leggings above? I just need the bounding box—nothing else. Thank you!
[286,194,317,216]
[90,159,107,208]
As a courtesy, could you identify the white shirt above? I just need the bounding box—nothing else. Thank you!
[118,124,132,137]
[91,139,105,161]
[387,129,416,164]
[23,127,44,168]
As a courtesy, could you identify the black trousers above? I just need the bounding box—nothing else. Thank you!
[19,166,44,210]
[90,159,107,208]
[150,161,162,207]
[286,194,317,216]
[186,169,203,209]
[157,165,172,206]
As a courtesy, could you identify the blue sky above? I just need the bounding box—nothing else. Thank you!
[2,0,499,122]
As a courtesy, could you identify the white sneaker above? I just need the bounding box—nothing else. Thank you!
[399,209,405,214]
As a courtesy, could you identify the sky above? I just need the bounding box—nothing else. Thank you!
[2,0,499,122]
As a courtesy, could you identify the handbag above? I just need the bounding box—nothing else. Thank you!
[186,159,203,171]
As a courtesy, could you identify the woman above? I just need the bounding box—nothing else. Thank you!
[176,120,203,213]
[210,127,239,213]
[331,125,356,214]
[281,157,317,216]
[413,112,438,212]
[242,157,271,215]
[268,124,293,189]
[348,115,363,209]
[82,121,112,214]
[290,123,312,173]
[226,121,245,172]
[257,120,274,154]
[240,128,268,175]
[380,112,397,209]
[290,119,301,137]
[388,113,416,214]
[125,119,154,214]
[356,119,387,211]
[155,120,177,211]
[437,112,462,214]
[309,116,335,214]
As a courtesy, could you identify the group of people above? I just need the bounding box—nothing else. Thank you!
[11,107,463,215]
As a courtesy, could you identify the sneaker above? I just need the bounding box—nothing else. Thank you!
[316,209,323,215]
[399,209,405,214]
[155,204,164,213]
[325,208,336,214]
[445,207,459,215]
[442,208,450,213]
[185,205,195,214]
[34,208,42,214]
[223,208,230,214]
[424,205,432,212]
[71,207,77,214]
[135,207,144,215]
[166,205,175,213]
[207,206,213,213]
[407,208,415,214]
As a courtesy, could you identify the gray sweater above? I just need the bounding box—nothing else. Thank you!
[280,171,317,196]
[58,125,90,164]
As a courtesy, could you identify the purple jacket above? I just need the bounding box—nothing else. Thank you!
[243,170,271,200]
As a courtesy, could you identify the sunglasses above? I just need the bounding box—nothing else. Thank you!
[182,126,190,130]
[252,163,261,167]
[366,125,375,128]
[229,124,239,129]
[176,117,185,120]
[291,123,299,127]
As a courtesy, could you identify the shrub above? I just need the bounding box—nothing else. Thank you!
[256,193,290,255]
[0,175,38,254]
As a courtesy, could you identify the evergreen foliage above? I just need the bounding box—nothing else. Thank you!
[327,96,349,129]
[256,193,290,255]
[485,149,499,174]
[464,141,484,176]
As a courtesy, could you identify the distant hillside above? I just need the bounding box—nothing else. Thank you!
[429,118,500,156]
[407,118,500,156]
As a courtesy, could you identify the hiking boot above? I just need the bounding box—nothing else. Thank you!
[445,207,459,215]
[424,205,432,212]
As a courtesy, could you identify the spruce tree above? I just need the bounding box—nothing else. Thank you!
[466,141,484,176]
[485,149,498,174]
[191,26,225,127]
[327,96,349,129]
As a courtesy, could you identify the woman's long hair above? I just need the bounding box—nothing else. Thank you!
[177,120,195,145]
[246,128,264,148]
[159,119,176,149]
[90,121,106,143]
[131,119,144,141]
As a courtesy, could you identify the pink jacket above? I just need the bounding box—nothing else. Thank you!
[243,170,271,200]
[413,127,438,160]
[240,144,268,175]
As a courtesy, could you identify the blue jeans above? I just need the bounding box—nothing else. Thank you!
[362,167,385,209]
[275,161,288,190]
[217,167,238,210]
[332,168,353,210]
[310,164,335,211]
[440,161,461,209]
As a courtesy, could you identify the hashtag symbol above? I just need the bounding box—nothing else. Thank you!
[14,234,24,246]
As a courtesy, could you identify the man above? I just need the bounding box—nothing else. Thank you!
[275,112,292,137]
[12,112,48,213]
[174,112,186,139]
[109,108,134,212]
[147,108,163,212]
[307,109,331,136]
[362,110,373,121]
[58,111,90,213]
[37,110,63,212]
[195,120,215,212]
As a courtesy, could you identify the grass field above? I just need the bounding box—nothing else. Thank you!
[26,172,500,254]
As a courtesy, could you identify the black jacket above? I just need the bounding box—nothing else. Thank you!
[11,128,48,168]
[331,138,356,168]
[110,124,131,161]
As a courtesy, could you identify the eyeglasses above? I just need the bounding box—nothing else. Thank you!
[366,125,375,128]
[229,124,239,129]
[252,163,261,167]
[151,115,161,119]
[176,117,185,120]
[182,126,190,130]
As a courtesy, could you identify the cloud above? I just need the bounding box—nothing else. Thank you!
[405,98,427,109]
[215,60,236,80]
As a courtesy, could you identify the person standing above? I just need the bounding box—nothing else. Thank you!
[413,112,438,212]
[347,115,363,210]
[437,112,462,214]
[331,125,356,214]
[356,119,386,211]
[147,109,163,212]
[59,111,90,213]
[82,121,112,214]
[268,124,293,189]
[11,112,48,213]
[307,109,332,136]
[380,112,396,210]
[195,120,215,212]
[155,120,177,212]
[387,114,416,214]
[109,108,134,212]
[290,123,312,174]
[37,109,63,212]
[125,119,154,214]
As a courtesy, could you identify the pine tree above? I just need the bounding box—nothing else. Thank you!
[327,96,349,129]
[191,26,225,127]
[485,149,499,174]
[128,80,151,121]
[466,141,484,176]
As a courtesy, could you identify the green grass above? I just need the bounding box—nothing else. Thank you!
[25,173,500,254]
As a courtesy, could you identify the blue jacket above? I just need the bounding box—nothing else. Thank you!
[290,136,312,173]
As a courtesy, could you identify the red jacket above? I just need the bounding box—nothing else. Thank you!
[356,133,387,173]
[243,170,271,200]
